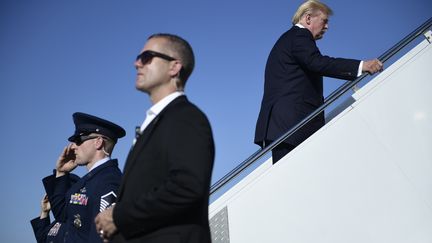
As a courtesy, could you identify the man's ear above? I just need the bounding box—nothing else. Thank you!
[95,137,105,150]
[169,60,183,77]
[305,13,312,25]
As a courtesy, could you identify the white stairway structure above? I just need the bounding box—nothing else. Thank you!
[209,30,432,242]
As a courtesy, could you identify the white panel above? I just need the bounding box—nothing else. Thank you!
[353,43,432,209]
[209,159,273,218]
[229,110,432,243]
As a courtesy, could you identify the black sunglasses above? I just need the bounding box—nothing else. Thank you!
[136,50,176,65]
[73,135,103,146]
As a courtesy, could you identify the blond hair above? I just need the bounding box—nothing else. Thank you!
[292,0,333,24]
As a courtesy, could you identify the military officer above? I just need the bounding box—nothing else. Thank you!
[43,112,125,242]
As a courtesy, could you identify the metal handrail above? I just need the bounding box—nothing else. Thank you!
[210,16,432,195]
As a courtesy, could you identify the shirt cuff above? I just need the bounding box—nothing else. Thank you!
[357,61,363,77]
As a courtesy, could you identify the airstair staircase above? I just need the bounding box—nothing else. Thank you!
[208,18,432,243]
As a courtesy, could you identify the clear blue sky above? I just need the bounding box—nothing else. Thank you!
[1,0,430,241]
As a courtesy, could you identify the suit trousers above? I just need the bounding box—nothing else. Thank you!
[266,140,296,164]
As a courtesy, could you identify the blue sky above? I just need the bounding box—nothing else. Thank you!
[1,0,430,242]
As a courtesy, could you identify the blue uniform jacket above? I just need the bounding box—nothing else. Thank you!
[43,159,122,242]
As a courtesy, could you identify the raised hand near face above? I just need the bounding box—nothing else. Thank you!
[56,143,78,177]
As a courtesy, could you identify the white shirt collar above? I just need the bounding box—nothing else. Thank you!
[148,91,185,118]
[140,91,185,132]
[89,157,110,172]
[295,23,305,28]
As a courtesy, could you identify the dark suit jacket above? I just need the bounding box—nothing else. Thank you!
[255,25,360,147]
[113,96,215,243]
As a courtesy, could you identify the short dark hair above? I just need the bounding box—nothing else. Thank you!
[148,33,195,87]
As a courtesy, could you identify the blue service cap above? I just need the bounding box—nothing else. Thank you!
[68,112,126,143]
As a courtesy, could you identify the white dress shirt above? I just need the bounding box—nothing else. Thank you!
[133,91,185,145]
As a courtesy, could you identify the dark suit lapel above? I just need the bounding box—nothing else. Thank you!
[126,95,187,167]
[121,115,161,180]
[118,96,188,196]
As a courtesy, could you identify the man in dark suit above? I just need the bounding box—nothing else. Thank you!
[42,112,125,242]
[255,0,383,163]
[95,33,215,243]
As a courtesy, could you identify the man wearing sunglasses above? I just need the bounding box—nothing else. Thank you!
[42,112,125,242]
[95,33,215,243]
